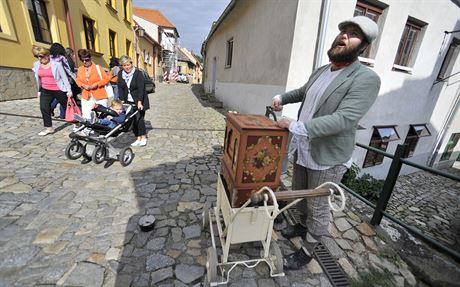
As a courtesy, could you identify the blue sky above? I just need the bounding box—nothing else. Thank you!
[133,0,230,55]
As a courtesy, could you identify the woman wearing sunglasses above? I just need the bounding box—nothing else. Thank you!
[32,46,72,136]
[75,49,109,127]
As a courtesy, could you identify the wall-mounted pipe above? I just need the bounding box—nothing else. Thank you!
[313,0,331,71]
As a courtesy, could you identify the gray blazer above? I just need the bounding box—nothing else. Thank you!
[281,61,380,166]
[32,60,72,96]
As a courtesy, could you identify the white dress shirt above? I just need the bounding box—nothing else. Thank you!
[280,67,353,170]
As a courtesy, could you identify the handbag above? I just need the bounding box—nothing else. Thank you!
[65,97,81,123]
[95,65,114,100]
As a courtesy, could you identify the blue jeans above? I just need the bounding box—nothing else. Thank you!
[98,119,116,129]
[111,84,119,99]
[50,98,66,118]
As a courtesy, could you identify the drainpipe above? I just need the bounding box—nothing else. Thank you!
[63,0,76,64]
[313,0,331,71]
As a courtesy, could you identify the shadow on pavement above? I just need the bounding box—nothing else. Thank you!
[114,148,222,286]
[190,84,226,115]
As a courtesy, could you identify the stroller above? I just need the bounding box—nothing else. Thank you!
[64,103,138,166]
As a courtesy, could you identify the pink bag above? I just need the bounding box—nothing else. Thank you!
[65,97,81,123]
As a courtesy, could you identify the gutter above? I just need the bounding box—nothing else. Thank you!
[313,0,331,71]
[201,0,238,56]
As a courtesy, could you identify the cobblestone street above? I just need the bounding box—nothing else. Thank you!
[0,83,458,286]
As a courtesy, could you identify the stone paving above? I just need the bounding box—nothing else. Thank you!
[0,83,458,287]
[388,168,460,253]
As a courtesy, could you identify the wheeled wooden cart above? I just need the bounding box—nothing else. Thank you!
[202,174,346,286]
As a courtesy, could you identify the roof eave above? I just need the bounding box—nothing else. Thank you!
[201,0,238,56]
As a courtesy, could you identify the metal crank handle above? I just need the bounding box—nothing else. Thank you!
[265,106,277,122]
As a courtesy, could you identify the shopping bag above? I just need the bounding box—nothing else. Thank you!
[96,65,114,100]
[105,84,114,100]
[65,97,81,123]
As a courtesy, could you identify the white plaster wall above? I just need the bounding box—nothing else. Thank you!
[203,0,298,113]
[214,82,287,115]
[133,16,159,42]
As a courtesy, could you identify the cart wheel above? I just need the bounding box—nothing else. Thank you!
[202,205,209,231]
[92,145,106,164]
[65,140,84,160]
[206,247,218,284]
[269,242,284,274]
[119,147,134,166]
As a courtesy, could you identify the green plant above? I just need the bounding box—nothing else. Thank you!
[351,268,395,287]
[341,163,384,203]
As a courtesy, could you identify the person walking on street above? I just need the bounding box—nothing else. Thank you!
[32,46,72,136]
[118,55,150,147]
[271,16,381,270]
[49,43,76,119]
[108,57,121,99]
[75,49,109,122]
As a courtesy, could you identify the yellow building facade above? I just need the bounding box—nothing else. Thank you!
[0,0,134,101]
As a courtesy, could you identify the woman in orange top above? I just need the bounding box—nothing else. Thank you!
[75,49,109,120]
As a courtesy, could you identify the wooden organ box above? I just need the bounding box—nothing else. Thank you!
[221,112,289,207]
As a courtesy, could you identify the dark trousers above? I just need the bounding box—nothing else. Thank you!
[50,98,66,118]
[133,109,146,137]
[40,89,67,127]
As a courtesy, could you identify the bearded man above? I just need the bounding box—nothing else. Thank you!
[271,16,381,270]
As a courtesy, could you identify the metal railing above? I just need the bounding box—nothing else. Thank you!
[341,143,460,262]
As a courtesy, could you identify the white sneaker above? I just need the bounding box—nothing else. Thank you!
[38,127,55,136]
[90,111,97,124]
[131,140,140,147]
[139,138,147,146]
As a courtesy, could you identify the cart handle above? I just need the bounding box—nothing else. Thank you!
[318,182,346,212]
[251,182,346,213]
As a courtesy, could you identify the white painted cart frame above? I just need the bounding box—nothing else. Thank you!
[202,173,345,286]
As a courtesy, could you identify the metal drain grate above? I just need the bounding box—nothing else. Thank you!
[283,208,350,287]
[314,243,350,287]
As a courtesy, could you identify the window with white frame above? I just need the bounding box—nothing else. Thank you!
[363,126,400,168]
[225,38,233,67]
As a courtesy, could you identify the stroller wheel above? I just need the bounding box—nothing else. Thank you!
[92,145,106,164]
[119,147,134,166]
[65,140,84,160]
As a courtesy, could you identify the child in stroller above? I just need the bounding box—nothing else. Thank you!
[64,100,138,166]
[73,99,126,129]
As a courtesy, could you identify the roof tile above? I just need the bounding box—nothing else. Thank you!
[133,7,176,28]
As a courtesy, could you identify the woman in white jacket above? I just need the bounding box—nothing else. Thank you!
[32,46,72,136]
